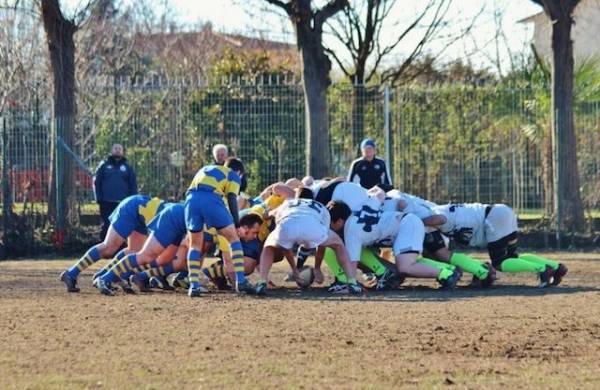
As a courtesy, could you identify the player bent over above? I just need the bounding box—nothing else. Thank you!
[255,193,361,295]
[383,190,495,287]
[201,213,263,290]
[94,202,188,295]
[328,201,462,290]
[424,203,567,287]
[60,195,163,292]
[185,158,254,297]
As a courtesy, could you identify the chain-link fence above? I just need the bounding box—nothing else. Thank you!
[1,81,599,255]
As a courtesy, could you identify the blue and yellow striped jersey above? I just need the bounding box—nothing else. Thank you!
[187,165,241,196]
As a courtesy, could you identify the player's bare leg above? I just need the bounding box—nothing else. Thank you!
[61,225,129,292]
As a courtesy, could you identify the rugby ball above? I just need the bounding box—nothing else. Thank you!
[296,266,315,288]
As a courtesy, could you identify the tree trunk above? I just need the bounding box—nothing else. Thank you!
[41,0,78,239]
[550,11,585,230]
[301,48,331,177]
[541,132,554,216]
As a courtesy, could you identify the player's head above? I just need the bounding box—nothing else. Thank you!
[111,143,124,159]
[224,157,245,177]
[360,138,376,161]
[285,177,302,189]
[301,175,314,187]
[212,144,228,165]
[237,213,262,241]
[295,186,314,200]
[327,201,352,232]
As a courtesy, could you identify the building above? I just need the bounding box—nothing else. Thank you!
[519,0,600,64]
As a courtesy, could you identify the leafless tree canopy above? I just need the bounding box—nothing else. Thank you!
[325,0,482,85]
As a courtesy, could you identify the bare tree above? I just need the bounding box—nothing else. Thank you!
[40,0,96,237]
[262,0,348,177]
[531,0,584,230]
[325,0,479,147]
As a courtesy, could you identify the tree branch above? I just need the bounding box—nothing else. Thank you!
[263,0,292,16]
[315,0,348,29]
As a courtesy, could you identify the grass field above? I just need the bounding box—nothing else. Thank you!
[1,253,600,389]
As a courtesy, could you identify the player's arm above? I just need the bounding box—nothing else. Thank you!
[283,248,300,281]
[226,193,240,227]
[422,214,447,227]
[313,246,325,284]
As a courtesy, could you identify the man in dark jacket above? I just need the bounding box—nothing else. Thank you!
[94,144,138,239]
[347,138,392,191]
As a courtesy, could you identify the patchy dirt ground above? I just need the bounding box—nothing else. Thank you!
[1,252,600,389]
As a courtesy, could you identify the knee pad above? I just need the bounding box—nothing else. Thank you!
[487,232,518,269]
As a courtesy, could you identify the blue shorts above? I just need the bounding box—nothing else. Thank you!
[108,195,150,238]
[148,203,187,248]
[185,190,233,232]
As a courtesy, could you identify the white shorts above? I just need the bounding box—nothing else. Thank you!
[264,216,328,250]
[392,214,425,255]
[484,204,518,243]
[331,182,370,212]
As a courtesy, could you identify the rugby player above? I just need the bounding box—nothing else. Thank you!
[423,203,567,287]
[60,195,163,292]
[255,189,361,295]
[327,201,462,290]
[383,190,496,287]
[184,158,254,297]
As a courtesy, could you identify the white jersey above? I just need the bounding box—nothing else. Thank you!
[432,203,488,247]
[266,198,331,250]
[344,209,405,261]
[274,198,330,227]
[383,190,437,219]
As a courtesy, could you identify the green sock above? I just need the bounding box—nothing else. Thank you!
[359,248,387,277]
[323,248,348,283]
[519,253,559,270]
[418,257,456,271]
[437,267,454,281]
[499,258,546,273]
[450,253,489,280]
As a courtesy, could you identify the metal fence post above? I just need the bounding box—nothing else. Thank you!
[384,84,391,178]
[553,107,561,249]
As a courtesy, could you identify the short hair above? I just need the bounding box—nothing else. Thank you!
[224,157,245,175]
[239,213,262,228]
[212,144,228,156]
[327,201,352,222]
[295,186,314,200]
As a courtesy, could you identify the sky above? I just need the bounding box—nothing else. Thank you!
[66,0,544,75]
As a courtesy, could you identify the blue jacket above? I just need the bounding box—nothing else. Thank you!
[94,156,137,202]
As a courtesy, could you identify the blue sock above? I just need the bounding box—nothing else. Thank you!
[68,246,101,278]
[230,241,247,283]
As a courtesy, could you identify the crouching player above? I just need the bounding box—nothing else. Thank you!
[60,195,163,292]
[185,158,255,297]
[94,202,188,295]
[423,203,567,287]
[201,213,263,290]
[255,191,361,295]
[327,201,462,290]
[383,190,495,288]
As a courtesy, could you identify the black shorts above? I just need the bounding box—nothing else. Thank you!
[314,177,345,206]
[423,231,446,254]
[487,231,519,268]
